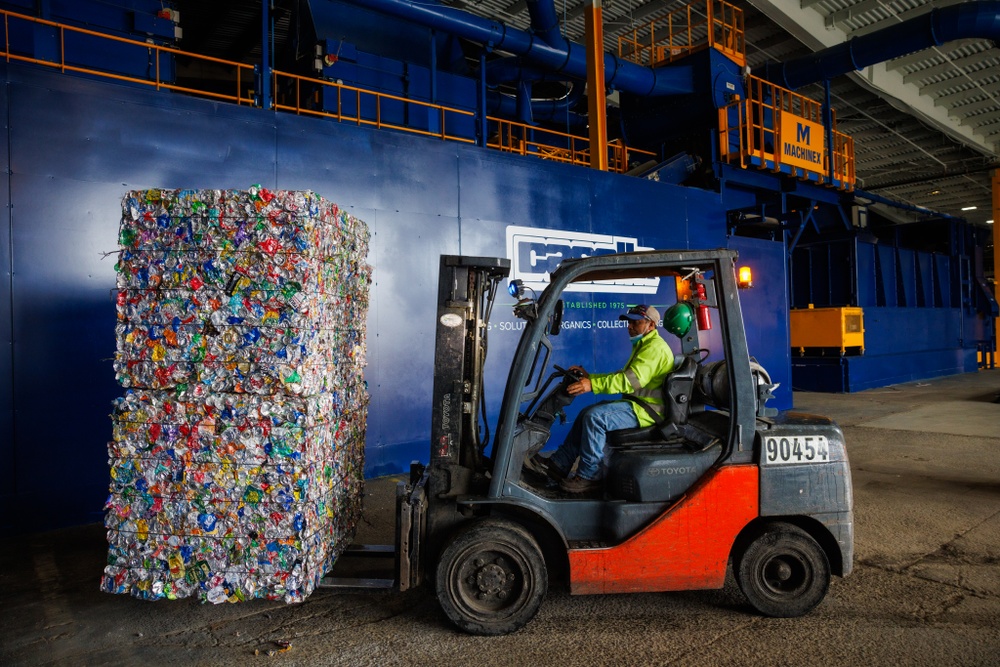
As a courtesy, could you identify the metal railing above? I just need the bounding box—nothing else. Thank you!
[0,9,255,105]
[486,119,656,171]
[618,0,745,68]
[0,8,656,176]
[273,70,477,144]
[718,75,855,190]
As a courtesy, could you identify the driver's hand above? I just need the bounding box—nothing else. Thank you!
[568,365,589,378]
[567,378,592,396]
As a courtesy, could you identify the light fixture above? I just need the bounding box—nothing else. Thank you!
[508,279,525,298]
[988,219,994,225]
[961,206,977,211]
[737,266,753,289]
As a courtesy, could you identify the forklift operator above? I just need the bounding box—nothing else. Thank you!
[526,304,679,494]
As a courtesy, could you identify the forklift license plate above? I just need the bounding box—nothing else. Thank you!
[763,435,830,465]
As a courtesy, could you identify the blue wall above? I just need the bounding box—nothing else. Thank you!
[0,62,791,532]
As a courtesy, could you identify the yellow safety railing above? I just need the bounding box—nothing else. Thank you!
[618,0,745,69]
[273,70,477,144]
[718,75,854,189]
[487,118,656,172]
[0,8,656,176]
[0,9,255,105]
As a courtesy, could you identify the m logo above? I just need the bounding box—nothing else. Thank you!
[780,114,825,172]
[506,225,660,294]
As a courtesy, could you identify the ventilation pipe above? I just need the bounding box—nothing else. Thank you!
[335,0,693,96]
[487,87,587,126]
[526,0,564,49]
[766,1,1000,90]
[478,0,584,122]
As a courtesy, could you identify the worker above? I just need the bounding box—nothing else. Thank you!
[525,303,691,493]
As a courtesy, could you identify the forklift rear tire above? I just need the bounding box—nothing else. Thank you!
[435,518,547,636]
[736,522,831,618]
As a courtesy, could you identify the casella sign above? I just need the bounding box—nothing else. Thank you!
[506,225,660,294]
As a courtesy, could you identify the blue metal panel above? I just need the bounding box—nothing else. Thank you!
[10,73,276,188]
[728,235,793,410]
[274,114,379,209]
[793,346,977,393]
[865,308,961,354]
[916,251,934,307]
[897,248,916,307]
[935,254,952,308]
[9,174,123,528]
[276,117,463,216]
[2,70,279,532]
[0,62,794,530]
[856,240,877,307]
[876,244,896,307]
[456,151,592,225]
[364,210,461,474]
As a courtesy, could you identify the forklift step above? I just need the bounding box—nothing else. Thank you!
[343,544,395,558]
[318,576,396,590]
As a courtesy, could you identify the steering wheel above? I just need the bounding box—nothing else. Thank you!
[552,364,584,381]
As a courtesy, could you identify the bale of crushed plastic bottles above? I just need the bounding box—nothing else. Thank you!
[101,187,370,603]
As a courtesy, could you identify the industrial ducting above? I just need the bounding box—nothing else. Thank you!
[765,1,1000,90]
[334,0,694,96]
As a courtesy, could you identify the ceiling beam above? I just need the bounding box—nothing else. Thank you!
[901,51,997,84]
[935,80,1000,107]
[950,97,1000,118]
[848,0,968,38]
[825,0,888,29]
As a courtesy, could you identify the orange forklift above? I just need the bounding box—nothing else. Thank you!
[369,249,852,635]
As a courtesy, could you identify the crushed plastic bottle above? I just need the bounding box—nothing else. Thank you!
[101,187,370,603]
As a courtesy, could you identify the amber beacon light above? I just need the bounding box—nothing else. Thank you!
[737,266,753,289]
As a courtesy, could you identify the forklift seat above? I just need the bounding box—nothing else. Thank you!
[604,353,725,503]
[608,353,706,449]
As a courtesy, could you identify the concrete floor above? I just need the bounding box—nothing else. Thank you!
[3,370,1000,666]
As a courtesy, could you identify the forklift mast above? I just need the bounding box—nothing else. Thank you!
[425,256,510,541]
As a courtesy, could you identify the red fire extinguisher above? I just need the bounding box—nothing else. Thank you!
[696,281,712,331]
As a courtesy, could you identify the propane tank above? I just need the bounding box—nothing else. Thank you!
[695,360,773,412]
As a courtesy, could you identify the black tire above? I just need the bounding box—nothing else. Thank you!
[736,522,831,618]
[435,519,548,635]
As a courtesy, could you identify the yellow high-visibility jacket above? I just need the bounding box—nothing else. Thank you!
[589,330,675,427]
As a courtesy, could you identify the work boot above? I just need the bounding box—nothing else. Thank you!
[559,475,602,495]
[523,453,570,482]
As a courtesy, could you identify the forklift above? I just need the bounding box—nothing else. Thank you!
[348,249,853,635]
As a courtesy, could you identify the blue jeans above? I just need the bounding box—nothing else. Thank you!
[549,400,639,481]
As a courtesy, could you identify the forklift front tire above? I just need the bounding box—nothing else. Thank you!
[435,518,548,636]
[736,522,831,618]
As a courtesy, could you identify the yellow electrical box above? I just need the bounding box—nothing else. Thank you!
[790,305,865,355]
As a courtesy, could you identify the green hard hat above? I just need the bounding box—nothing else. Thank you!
[663,301,695,336]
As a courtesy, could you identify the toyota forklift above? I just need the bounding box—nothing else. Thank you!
[387,249,853,635]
